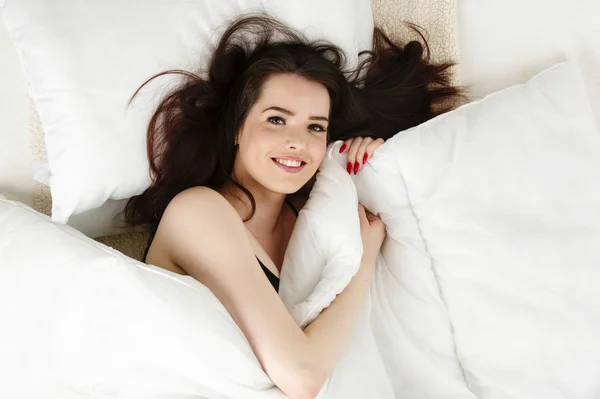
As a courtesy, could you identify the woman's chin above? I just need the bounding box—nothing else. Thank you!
[265,180,308,195]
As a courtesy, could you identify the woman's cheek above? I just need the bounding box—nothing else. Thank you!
[311,143,327,169]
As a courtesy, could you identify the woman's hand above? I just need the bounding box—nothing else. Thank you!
[358,203,386,263]
[339,137,385,175]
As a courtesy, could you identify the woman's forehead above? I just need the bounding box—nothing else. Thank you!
[257,74,330,114]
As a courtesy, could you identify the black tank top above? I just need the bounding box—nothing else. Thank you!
[258,258,281,293]
[143,196,299,293]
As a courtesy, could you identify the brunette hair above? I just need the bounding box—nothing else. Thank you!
[125,14,463,229]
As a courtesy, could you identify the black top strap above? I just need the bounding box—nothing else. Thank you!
[257,257,280,292]
[285,196,299,216]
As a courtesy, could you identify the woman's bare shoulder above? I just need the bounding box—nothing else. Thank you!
[146,186,242,271]
[161,186,246,240]
[167,186,231,212]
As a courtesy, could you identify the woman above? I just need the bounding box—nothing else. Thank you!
[126,15,461,399]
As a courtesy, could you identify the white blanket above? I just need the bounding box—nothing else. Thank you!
[1,61,600,399]
[280,60,600,398]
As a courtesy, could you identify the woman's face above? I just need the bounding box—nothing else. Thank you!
[234,73,329,195]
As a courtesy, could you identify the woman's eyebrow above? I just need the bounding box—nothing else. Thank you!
[262,106,329,122]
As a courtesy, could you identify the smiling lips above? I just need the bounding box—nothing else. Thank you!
[272,157,306,173]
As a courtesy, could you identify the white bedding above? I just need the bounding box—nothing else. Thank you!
[282,60,600,398]
[377,61,600,397]
[1,60,600,399]
[0,198,288,399]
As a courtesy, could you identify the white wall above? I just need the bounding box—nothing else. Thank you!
[457,0,600,131]
[0,17,33,206]
[457,0,600,99]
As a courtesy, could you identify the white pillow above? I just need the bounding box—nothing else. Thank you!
[0,0,374,224]
[0,19,31,207]
[278,146,394,399]
[32,162,131,238]
[349,60,600,397]
[0,197,291,398]
[0,182,387,399]
[279,146,362,327]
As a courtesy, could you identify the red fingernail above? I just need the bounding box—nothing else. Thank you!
[363,153,368,164]
[339,144,347,153]
[354,162,359,174]
[347,162,352,174]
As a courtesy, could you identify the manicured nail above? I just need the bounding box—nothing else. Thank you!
[362,153,368,164]
[347,162,352,174]
[354,162,359,174]
[339,144,347,153]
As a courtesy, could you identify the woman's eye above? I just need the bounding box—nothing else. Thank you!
[267,116,285,125]
[309,124,327,133]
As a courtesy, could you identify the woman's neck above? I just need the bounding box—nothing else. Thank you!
[219,180,286,236]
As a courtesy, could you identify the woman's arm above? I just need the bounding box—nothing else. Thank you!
[153,186,378,399]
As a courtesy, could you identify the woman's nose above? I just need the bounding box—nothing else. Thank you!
[284,128,307,150]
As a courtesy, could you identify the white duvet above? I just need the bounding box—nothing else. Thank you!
[1,61,600,398]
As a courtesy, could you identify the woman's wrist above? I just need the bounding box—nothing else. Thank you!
[359,252,378,271]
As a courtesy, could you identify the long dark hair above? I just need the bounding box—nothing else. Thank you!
[125,14,463,229]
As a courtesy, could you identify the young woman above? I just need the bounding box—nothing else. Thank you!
[126,15,461,399]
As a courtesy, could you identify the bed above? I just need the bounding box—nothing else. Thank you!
[1,1,600,398]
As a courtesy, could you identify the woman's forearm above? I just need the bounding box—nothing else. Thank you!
[301,255,376,387]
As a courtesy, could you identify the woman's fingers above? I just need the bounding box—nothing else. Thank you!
[346,137,364,175]
[362,138,384,170]
[339,138,352,173]
[355,137,374,173]
[357,203,368,226]
[366,138,384,160]
[366,211,382,224]
[338,139,351,154]
[360,204,383,229]
[340,137,385,175]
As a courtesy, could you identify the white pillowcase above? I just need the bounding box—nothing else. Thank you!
[0,0,374,224]
[278,146,394,398]
[0,197,288,398]
[32,162,131,238]
[354,60,600,397]
[279,146,362,327]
